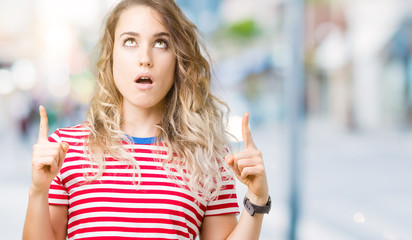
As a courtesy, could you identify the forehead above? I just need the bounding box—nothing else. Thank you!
[115,5,168,37]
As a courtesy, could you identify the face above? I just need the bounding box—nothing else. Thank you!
[113,5,176,113]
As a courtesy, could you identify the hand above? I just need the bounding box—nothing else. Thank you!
[31,105,69,194]
[226,113,269,206]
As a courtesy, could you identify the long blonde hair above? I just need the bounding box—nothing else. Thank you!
[86,0,233,201]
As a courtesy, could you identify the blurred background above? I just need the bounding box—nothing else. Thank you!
[1,0,411,239]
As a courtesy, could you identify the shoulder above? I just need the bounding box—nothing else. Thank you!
[49,122,90,143]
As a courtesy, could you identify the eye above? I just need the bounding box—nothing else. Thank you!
[154,39,168,49]
[123,38,137,47]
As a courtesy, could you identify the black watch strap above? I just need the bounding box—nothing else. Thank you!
[243,195,271,216]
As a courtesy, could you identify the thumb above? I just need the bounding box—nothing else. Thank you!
[225,154,241,179]
[225,154,234,165]
[61,142,69,153]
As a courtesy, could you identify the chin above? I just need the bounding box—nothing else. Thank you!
[132,100,161,110]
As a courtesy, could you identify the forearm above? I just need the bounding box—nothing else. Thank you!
[226,208,264,240]
[23,186,56,240]
[226,192,269,240]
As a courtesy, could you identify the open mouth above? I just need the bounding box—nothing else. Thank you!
[135,77,153,84]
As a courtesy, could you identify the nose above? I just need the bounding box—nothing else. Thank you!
[138,59,152,68]
[138,46,153,68]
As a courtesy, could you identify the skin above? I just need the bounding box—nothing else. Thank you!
[200,112,269,240]
[23,5,269,240]
[112,6,176,137]
[23,105,68,240]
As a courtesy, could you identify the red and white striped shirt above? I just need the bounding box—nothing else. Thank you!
[48,124,239,240]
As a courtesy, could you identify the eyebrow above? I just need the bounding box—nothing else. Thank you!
[119,31,170,38]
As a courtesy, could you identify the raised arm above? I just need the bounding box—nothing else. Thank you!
[23,106,69,240]
[200,113,270,240]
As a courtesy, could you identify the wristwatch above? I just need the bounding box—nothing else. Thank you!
[243,195,271,216]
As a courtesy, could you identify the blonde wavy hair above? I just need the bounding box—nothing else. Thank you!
[86,0,233,201]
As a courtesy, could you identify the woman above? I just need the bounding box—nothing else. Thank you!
[23,0,270,239]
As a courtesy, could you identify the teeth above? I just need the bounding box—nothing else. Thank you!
[136,76,152,84]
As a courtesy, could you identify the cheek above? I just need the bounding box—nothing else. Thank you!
[112,47,122,81]
[113,49,134,83]
[162,56,176,81]
[156,56,175,96]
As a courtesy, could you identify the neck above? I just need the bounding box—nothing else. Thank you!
[121,101,164,138]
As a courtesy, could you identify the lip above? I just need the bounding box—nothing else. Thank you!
[134,73,154,90]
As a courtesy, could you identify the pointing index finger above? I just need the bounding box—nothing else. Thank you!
[38,105,49,143]
[242,112,257,150]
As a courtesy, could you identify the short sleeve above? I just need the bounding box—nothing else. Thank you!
[48,174,69,205]
[48,129,69,206]
[204,173,240,216]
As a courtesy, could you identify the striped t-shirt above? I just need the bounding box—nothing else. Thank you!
[48,124,239,240]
